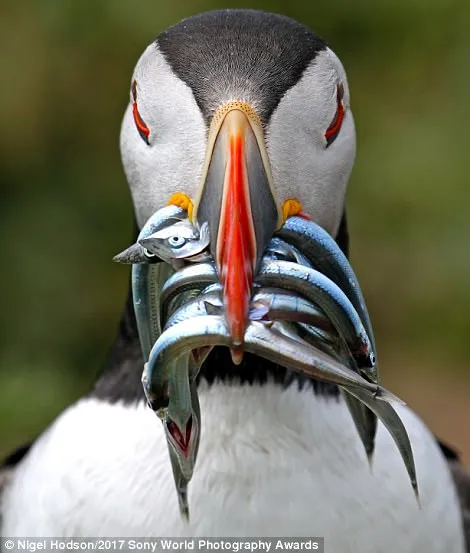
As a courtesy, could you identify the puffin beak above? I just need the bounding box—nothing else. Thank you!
[193,103,282,362]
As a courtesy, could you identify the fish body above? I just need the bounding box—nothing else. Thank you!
[113,243,159,264]
[114,205,186,264]
[257,259,376,378]
[165,292,223,330]
[246,322,385,396]
[249,322,416,495]
[127,206,188,357]
[252,288,333,331]
[163,356,201,519]
[133,262,175,360]
[139,206,187,240]
[166,288,332,333]
[277,217,376,352]
[343,385,418,500]
[160,262,219,324]
[143,283,205,519]
[296,325,378,466]
[123,208,409,513]
[142,315,394,414]
[263,236,312,267]
[266,319,378,464]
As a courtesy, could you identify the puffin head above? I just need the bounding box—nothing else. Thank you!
[120,9,356,356]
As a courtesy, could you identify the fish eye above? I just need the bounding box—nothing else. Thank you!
[168,236,186,248]
[143,248,156,258]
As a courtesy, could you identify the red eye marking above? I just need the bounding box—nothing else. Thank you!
[132,81,150,144]
[166,416,193,457]
[325,83,345,147]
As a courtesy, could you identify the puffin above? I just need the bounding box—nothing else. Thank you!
[1,9,468,551]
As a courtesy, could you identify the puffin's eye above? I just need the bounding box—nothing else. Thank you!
[132,81,150,145]
[168,236,186,248]
[325,83,345,147]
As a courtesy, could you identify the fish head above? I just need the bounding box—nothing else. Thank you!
[139,221,210,263]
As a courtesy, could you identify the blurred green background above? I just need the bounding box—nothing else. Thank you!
[1,0,469,461]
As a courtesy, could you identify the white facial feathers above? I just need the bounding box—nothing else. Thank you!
[120,45,206,229]
[120,44,355,236]
[267,48,356,236]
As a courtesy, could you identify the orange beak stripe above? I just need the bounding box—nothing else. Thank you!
[193,102,282,365]
[217,130,256,350]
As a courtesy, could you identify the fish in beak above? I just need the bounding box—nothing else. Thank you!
[193,102,283,362]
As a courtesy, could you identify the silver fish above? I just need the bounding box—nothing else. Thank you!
[113,244,159,264]
[139,221,211,265]
[343,385,419,502]
[277,216,376,354]
[293,309,401,478]
[250,323,416,496]
[256,259,376,379]
[131,206,188,358]
[200,282,223,295]
[251,288,333,331]
[133,260,200,520]
[295,321,340,348]
[263,237,312,267]
[114,208,204,519]
[162,355,201,520]
[166,292,223,329]
[256,259,379,456]
[248,322,389,397]
[342,389,377,462]
[132,261,175,360]
[127,207,385,487]
[165,364,200,479]
[165,290,219,379]
[166,443,190,519]
[232,285,377,464]
[159,262,219,325]
[160,258,374,376]
[142,315,396,413]
[270,318,376,461]
[148,288,214,410]
[114,205,186,264]
[142,308,416,497]
[286,315,378,461]
[165,288,334,353]
[153,286,206,520]
[164,288,333,385]
[166,287,330,330]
